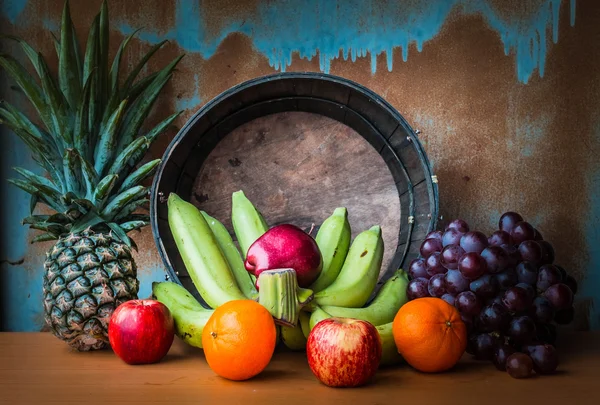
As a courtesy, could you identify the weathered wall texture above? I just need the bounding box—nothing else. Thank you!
[1,0,599,331]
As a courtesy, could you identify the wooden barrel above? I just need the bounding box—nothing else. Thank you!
[150,72,439,304]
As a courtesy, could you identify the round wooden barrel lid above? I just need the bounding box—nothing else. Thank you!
[150,72,439,304]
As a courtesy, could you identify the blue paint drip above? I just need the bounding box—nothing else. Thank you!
[0,0,27,24]
[581,124,600,330]
[113,0,576,85]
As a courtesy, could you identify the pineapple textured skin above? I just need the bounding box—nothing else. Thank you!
[43,229,139,351]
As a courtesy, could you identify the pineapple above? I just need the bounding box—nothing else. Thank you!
[0,0,183,350]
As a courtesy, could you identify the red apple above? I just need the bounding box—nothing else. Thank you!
[108,299,175,365]
[306,317,382,387]
[245,224,323,288]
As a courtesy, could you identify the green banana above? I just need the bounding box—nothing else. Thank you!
[309,306,332,330]
[152,280,204,311]
[318,269,409,326]
[281,324,307,351]
[152,281,214,349]
[201,210,258,300]
[314,225,384,308]
[309,207,352,293]
[299,310,311,339]
[231,190,269,258]
[376,322,404,367]
[167,193,247,308]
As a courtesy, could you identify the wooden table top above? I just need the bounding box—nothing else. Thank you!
[0,331,598,405]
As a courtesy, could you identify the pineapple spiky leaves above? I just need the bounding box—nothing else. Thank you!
[0,0,184,350]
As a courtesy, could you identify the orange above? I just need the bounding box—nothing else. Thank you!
[392,297,467,373]
[202,299,277,381]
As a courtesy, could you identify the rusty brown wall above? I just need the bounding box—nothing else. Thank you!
[1,0,599,331]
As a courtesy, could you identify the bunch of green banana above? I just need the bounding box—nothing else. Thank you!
[167,193,249,308]
[313,224,384,308]
[152,281,214,349]
[309,207,352,292]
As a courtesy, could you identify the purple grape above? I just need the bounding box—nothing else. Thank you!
[427,274,447,297]
[493,344,517,371]
[499,212,524,234]
[408,258,429,279]
[470,274,498,300]
[496,269,518,290]
[501,244,521,268]
[537,264,563,292]
[544,283,574,310]
[479,302,510,332]
[533,228,544,241]
[508,316,536,343]
[524,344,559,374]
[506,353,534,379]
[480,246,509,274]
[455,291,482,316]
[460,231,489,254]
[407,277,430,300]
[472,333,498,361]
[516,262,538,285]
[425,230,443,242]
[440,244,465,270]
[539,240,555,264]
[502,286,533,312]
[442,228,463,247]
[425,252,447,276]
[489,230,513,247]
[441,293,455,306]
[487,296,504,306]
[564,275,578,295]
[518,240,542,266]
[511,221,535,245]
[556,265,568,280]
[420,238,443,258]
[554,307,575,325]
[445,269,470,295]
[446,219,470,233]
[515,282,536,301]
[458,252,487,280]
[530,296,555,323]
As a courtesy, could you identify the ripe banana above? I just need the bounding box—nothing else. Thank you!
[280,324,307,351]
[309,207,352,293]
[152,281,215,349]
[167,193,247,308]
[231,190,269,258]
[201,210,258,300]
[376,322,404,367]
[319,269,409,326]
[314,225,384,308]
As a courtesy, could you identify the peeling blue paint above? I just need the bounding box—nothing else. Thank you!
[581,124,600,330]
[115,0,576,85]
[0,0,27,24]
[571,0,577,26]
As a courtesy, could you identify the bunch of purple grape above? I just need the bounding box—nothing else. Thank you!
[406,212,578,379]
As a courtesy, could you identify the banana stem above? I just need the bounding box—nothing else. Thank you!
[258,268,314,327]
